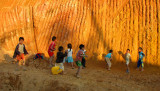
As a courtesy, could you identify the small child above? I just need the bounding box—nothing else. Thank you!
[13,37,28,71]
[55,46,67,74]
[137,47,145,71]
[75,44,88,78]
[48,36,56,67]
[105,50,113,71]
[125,49,131,73]
[66,43,74,69]
[82,50,87,69]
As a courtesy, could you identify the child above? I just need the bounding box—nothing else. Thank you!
[82,50,87,69]
[75,44,88,78]
[105,50,113,71]
[48,36,56,67]
[125,49,131,73]
[55,46,67,74]
[66,43,74,69]
[137,47,145,71]
[13,37,28,71]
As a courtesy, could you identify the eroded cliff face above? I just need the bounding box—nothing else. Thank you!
[0,0,160,65]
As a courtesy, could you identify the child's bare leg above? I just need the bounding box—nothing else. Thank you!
[76,66,82,77]
[71,62,74,68]
[49,56,54,67]
[126,65,129,73]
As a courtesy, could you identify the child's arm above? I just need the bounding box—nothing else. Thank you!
[15,45,20,55]
[110,54,113,60]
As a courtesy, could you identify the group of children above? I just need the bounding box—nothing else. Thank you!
[105,47,145,73]
[13,36,145,77]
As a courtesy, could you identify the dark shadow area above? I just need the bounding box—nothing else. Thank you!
[118,51,126,60]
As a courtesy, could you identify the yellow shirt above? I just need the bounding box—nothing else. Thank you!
[19,44,24,53]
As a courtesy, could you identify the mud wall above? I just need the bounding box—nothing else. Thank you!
[0,0,160,65]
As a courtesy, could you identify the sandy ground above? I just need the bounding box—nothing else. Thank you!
[0,55,160,91]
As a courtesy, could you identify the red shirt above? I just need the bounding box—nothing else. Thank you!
[48,41,56,57]
[76,50,83,61]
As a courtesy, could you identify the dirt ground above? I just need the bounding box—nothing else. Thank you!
[0,55,160,91]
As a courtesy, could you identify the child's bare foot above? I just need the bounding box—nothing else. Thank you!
[72,67,75,69]
[141,69,144,72]
[136,68,139,71]
[76,75,81,78]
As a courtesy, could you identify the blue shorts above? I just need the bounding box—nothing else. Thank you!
[66,57,74,63]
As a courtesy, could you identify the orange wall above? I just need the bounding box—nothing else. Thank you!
[0,0,160,65]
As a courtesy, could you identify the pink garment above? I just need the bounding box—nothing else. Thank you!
[76,50,83,62]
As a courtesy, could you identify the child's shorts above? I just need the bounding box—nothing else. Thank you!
[126,59,130,65]
[66,57,73,63]
[16,54,25,61]
[76,61,82,67]
[55,63,64,71]
[48,50,54,57]
[105,57,111,68]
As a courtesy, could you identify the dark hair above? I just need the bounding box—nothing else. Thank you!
[79,44,84,49]
[139,47,143,51]
[58,46,64,51]
[127,49,130,51]
[109,50,113,53]
[52,36,56,41]
[68,43,72,51]
[19,37,24,41]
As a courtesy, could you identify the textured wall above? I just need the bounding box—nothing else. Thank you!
[0,0,160,65]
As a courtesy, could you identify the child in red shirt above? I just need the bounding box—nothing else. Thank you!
[75,44,88,78]
[48,36,56,67]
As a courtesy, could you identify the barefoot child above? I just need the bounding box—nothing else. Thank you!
[55,46,67,74]
[48,36,56,67]
[137,47,145,71]
[75,44,88,78]
[125,49,131,73]
[66,43,74,69]
[13,37,28,71]
[105,50,113,70]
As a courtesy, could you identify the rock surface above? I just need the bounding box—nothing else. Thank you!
[0,0,160,65]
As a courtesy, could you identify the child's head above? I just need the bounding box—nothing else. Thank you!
[67,43,72,49]
[109,50,113,53]
[58,46,64,52]
[19,37,24,44]
[138,47,143,52]
[79,44,84,50]
[52,36,56,41]
[126,49,130,53]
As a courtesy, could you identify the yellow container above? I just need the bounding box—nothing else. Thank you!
[51,66,63,75]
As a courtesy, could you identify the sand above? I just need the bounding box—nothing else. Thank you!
[0,56,160,91]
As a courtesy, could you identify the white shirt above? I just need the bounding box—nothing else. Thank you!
[67,49,73,57]
[19,44,24,53]
[126,53,131,60]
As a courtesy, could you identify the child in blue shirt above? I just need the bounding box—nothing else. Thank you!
[105,50,113,70]
[137,47,145,71]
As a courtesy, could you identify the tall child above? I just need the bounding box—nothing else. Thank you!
[66,43,74,69]
[75,44,88,78]
[105,50,113,71]
[125,49,131,73]
[48,36,56,67]
[13,37,28,70]
[137,47,145,71]
[55,46,67,74]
